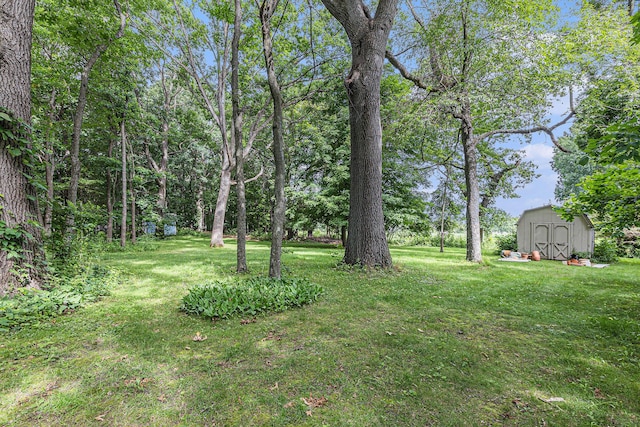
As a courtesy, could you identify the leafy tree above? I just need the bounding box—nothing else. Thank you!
[320,0,398,268]
[386,0,585,262]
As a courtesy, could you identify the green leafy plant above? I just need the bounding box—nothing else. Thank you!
[494,232,517,253]
[592,238,619,263]
[0,265,117,331]
[180,277,324,319]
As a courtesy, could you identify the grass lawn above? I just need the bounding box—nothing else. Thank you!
[1,235,639,426]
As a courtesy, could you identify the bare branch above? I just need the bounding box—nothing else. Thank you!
[385,50,430,90]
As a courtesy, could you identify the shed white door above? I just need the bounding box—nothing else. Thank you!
[532,223,572,260]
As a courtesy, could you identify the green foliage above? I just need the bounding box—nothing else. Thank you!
[429,233,467,248]
[0,265,117,331]
[494,232,518,252]
[592,238,619,263]
[559,162,640,235]
[180,277,323,319]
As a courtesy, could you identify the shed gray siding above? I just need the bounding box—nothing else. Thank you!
[517,205,595,260]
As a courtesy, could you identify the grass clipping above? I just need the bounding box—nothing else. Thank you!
[179,277,323,319]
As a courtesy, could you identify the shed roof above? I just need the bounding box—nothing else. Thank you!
[517,204,594,228]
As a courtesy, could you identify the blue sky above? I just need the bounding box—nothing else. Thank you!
[495,99,574,217]
[494,0,580,218]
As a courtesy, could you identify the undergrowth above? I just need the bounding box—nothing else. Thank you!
[180,277,324,319]
[0,265,118,331]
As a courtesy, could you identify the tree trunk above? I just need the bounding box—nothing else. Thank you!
[439,166,450,253]
[260,0,287,279]
[232,0,247,273]
[0,0,46,294]
[461,111,482,262]
[120,117,127,248]
[321,0,397,268]
[106,137,115,242]
[196,182,206,232]
[210,165,232,247]
[43,88,57,236]
[66,1,126,231]
[129,139,136,245]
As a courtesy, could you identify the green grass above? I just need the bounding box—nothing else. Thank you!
[1,235,639,426]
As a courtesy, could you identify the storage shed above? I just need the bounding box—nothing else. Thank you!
[517,205,595,260]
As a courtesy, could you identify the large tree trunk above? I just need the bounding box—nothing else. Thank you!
[461,110,482,262]
[232,0,247,273]
[260,0,286,278]
[0,0,45,294]
[321,0,396,268]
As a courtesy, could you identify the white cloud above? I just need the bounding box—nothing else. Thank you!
[522,143,554,164]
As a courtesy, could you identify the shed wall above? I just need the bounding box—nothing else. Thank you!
[517,206,594,260]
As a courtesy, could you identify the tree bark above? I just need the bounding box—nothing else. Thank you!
[460,105,482,262]
[260,0,287,278]
[232,0,247,273]
[0,0,45,294]
[129,138,136,244]
[120,116,127,248]
[195,182,206,232]
[321,0,396,268]
[106,137,115,242]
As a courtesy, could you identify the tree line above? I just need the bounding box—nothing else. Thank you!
[1,0,638,294]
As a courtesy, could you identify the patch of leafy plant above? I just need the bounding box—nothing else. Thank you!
[0,265,118,331]
[179,277,324,319]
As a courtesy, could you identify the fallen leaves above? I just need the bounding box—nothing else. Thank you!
[302,393,328,416]
[281,392,328,416]
[123,377,153,390]
[192,332,207,341]
[240,318,256,325]
[262,330,284,341]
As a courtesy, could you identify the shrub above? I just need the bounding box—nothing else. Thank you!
[494,232,517,253]
[592,239,619,263]
[180,277,324,319]
[428,233,467,248]
[0,265,118,331]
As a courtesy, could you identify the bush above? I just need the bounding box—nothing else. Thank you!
[428,233,467,248]
[0,265,118,331]
[494,232,517,253]
[592,239,618,263]
[387,230,431,246]
[180,277,324,319]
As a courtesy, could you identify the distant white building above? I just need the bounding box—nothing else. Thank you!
[517,205,595,260]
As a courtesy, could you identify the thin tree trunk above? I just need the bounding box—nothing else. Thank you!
[106,137,115,242]
[321,0,397,268]
[66,0,126,232]
[260,0,286,278]
[196,182,206,232]
[129,139,136,244]
[232,0,247,273]
[43,88,58,236]
[0,0,45,294]
[120,117,127,248]
[439,166,450,253]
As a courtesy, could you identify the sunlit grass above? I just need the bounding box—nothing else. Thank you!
[1,235,639,426]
